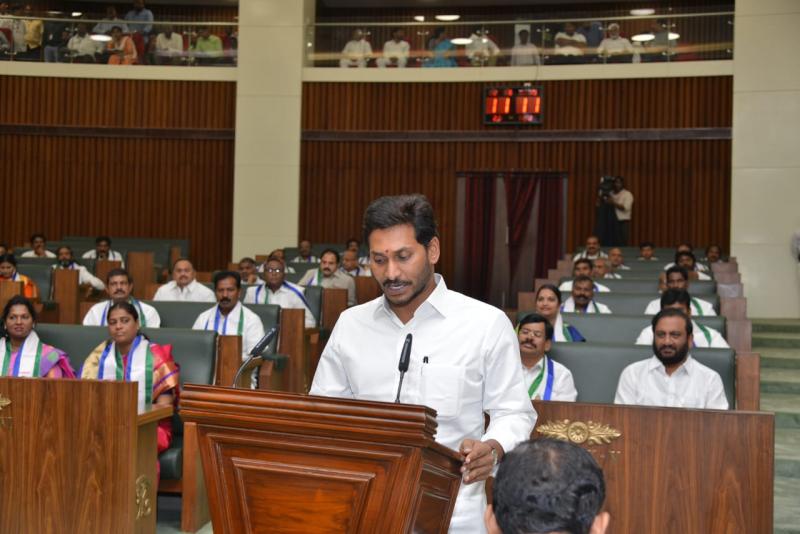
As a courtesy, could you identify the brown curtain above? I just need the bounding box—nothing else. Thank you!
[534,173,566,279]
[460,173,496,303]
[505,174,541,282]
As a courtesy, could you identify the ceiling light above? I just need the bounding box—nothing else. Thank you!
[46,10,63,15]
[413,15,425,22]
[630,8,655,16]
[71,11,82,17]
[435,15,460,22]
[451,37,473,45]
[668,32,680,40]
[90,34,112,42]
[631,33,655,42]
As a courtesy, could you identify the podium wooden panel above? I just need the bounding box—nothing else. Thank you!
[0,280,23,312]
[0,378,171,534]
[127,252,154,299]
[181,387,463,534]
[52,269,80,324]
[355,276,382,304]
[322,287,348,331]
[95,259,122,285]
[532,401,774,534]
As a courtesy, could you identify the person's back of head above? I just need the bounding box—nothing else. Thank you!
[487,438,610,534]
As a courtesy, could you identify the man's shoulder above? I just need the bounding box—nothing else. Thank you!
[283,280,305,293]
[89,300,108,312]
[687,356,724,379]
[552,358,574,376]
[622,357,652,375]
[140,301,160,313]
[442,287,508,321]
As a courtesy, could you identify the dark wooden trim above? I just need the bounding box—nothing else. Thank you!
[302,128,731,143]
[0,123,235,140]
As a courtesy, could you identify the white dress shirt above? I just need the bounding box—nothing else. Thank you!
[83,299,161,328]
[67,34,101,56]
[82,249,126,267]
[559,280,610,293]
[244,281,316,328]
[290,255,319,264]
[644,297,716,316]
[52,262,105,291]
[342,265,371,277]
[554,31,587,55]
[635,321,729,348]
[21,250,55,258]
[377,39,409,68]
[521,356,577,401]
[193,302,265,360]
[510,42,541,66]
[597,36,637,59]
[310,275,536,534]
[155,32,183,56]
[154,279,216,303]
[614,355,729,409]
[340,39,372,67]
[561,297,611,314]
[573,250,608,261]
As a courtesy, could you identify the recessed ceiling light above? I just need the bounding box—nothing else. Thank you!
[71,11,82,17]
[413,15,425,22]
[451,37,473,45]
[668,32,680,40]
[435,15,460,22]
[630,8,655,16]
[631,33,655,42]
[46,10,63,15]
[90,34,112,42]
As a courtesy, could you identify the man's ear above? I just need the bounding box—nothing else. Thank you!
[484,503,502,534]
[427,236,441,265]
[590,511,611,534]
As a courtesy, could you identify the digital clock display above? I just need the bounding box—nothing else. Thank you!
[483,86,543,125]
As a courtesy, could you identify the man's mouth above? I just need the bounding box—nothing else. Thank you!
[384,280,410,294]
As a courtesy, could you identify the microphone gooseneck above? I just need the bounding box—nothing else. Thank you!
[394,333,413,403]
[231,326,279,388]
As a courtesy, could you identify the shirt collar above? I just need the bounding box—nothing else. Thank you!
[375,273,450,321]
[648,354,695,376]
[218,301,242,317]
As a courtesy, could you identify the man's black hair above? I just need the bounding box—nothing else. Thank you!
[517,312,554,341]
[363,194,438,247]
[106,268,132,284]
[213,270,241,289]
[96,235,112,245]
[665,265,689,281]
[674,250,696,264]
[320,249,340,264]
[660,288,691,310]
[639,241,655,249]
[652,307,693,336]
[573,258,593,271]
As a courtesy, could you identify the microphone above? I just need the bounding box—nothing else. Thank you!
[231,326,279,388]
[394,333,413,403]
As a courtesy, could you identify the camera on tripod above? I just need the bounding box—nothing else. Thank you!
[598,175,617,200]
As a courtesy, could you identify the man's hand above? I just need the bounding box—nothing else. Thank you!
[459,439,502,484]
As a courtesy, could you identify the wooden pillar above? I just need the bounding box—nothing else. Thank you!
[127,252,154,300]
[355,276,381,305]
[278,308,307,393]
[95,260,122,286]
[215,335,242,387]
[52,269,80,324]
[321,288,348,332]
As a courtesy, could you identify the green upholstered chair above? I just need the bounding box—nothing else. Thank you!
[559,277,717,295]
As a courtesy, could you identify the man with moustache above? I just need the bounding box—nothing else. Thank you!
[244,257,315,328]
[636,289,728,348]
[193,271,265,360]
[516,313,577,401]
[615,308,728,409]
[644,266,716,316]
[299,249,356,306]
[311,195,535,534]
[83,268,161,327]
[341,248,370,277]
[558,259,610,293]
[52,245,105,291]
[154,258,216,302]
[560,275,612,314]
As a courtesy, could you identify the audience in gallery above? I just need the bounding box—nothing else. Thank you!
[192,271,265,360]
[596,22,638,63]
[465,27,500,66]
[592,257,620,279]
[554,21,587,59]
[83,268,161,327]
[42,18,69,62]
[20,233,55,258]
[244,257,316,328]
[123,0,154,36]
[82,236,126,266]
[616,308,729,409]
[636,289,728,348]
[107,25,137,64]
[607,247,630,272]
[375,27,409,68]
[291,240,319,264]
[516,313,578,401]
[341,249,370,277]
[0,254,39,299]
[561,275,612,314]
[154,258,216,302]
[559,259,610,293]
[510,28,541,66]
[0,295,75,378]
[638,240,658,260]
[53,245,105,291]
[644,266,716,316]
[486,438,609,534]
[339,28,372,68]
[191,27,223,64]
[67,23,102,62]
[238,257,261,285]
[153,25,183,64]
[298,249,357,306]
[573,235,607,261]
[92,5,129,35]
[534,284,585,342]
[424,26,456,68]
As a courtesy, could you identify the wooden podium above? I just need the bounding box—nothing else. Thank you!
[180,385,463,534]
[0,378,171,534]
[532,401,774,533]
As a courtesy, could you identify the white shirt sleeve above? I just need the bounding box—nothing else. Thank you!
[553,364,578,402]
[153,284,170,301]
[309,325,355,398]
[80,266,106,291]
[243,313,265,359]
[710,329,730,349]
[644,299,660,315]
[704,372,730,410]
[83,302,104,326]
[614,365,637,405]
[192,310,208,330]
[144,305,161,328]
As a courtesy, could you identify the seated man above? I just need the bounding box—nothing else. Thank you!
[154,25,183,64]
[0,244,7,256]
[596,22,638,62]
[345,238,369,265]
[465,27,500,67]
[561,275,612,314]
[516,313,577,401]
[83,268,161,327]
[82,235,125,266]
[704,244,723,264]
[608,247,630,271]
[376,28,409,68]
[636,289,727,348]
[339,28,372,68]
[617,308,729,409]
[67,23,101,62]
[154,258,216,302]
[573,235,607,261]
[554,21,587,60]
[638,240,658,261]
[192,271,265,360]
[668,251,711,280]
[664,243,709,272]
[191,27,223,65]
[299,249,356,306]
[486,438,609,534]
[593,257,620,279]
[20,233,55,258]
[290,239,319,264]
[559,259,610,293]
[510,28,541,66]
[238,257,262,285]
[341,248,370,277]
[53,245,105,291]
[0,254,39,299]
[244,257,315,328]
[644,266,716,316]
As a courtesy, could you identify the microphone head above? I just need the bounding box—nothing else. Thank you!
[398,333,412,373]
[249,326,279,357]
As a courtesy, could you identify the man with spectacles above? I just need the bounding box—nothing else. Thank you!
[244,257,316,328]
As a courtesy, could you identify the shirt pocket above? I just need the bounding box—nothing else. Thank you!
[421,363,465,419]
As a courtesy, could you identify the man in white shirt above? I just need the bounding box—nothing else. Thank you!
[559,259,610,293]
[244,257,315,328]
[83,268,161,327]
[606,176,633,245]
[311,195,535,534]
[21,233,55,258]
[608,247,630,272]
[154,25,184,64]
[82,236,125,267]
[341,248,370,277]
[67,23,101,62]
[636,289,728,348]
[597,22,638,63]
[376,28,409,68]
[154,258,215,302]
[554,22,587,58]
[53,245,105,291]
[192,271,265,360]
[638,241,658,261]
[573,235,607,261]
[517,313,577,401]
[291,240,319,264]
[339,29,372,68]
[663,244,708,272]
[261,249,295,274]
[466,28,500,67]
[299,249,357,306]
[617,308,729,409]
[644,266,716,316]
[510,28,540,67]
[593,257,621,279]
[561,276,612,314]
[238,257,262,286]
[667,251,711,280]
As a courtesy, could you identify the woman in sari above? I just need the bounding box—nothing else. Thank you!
[0,295,75,378]
[0,254,39,300]
[424,26,456,68]
[107,25,137,65]
[81,301,179,458]
[535,284,586,343]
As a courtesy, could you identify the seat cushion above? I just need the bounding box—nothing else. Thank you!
[158,434,184,480]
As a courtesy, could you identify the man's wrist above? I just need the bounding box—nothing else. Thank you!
[486,439,504,464]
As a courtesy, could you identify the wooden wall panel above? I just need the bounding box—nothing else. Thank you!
[302,77,732,131]
[300,139,731,282]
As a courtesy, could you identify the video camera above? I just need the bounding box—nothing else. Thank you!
[598,175,617,200]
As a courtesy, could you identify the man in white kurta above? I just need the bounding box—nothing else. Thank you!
[192,272,265,360]
[310,195,535,534]
[636,289,728,348]
[572,235,607,261]
[561,277,612,314]
[83,268,161,327]
[54,246,105,291]
[376,28,409,68]
[154,259,216,302]
[20,234,55,258]
[517,313,577,401]
[644,266,716,316]
[558,258,610,293]
[244,258,316,328]
[82,236,126,266]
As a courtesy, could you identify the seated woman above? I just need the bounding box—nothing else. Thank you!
[1,295,75,378]
[81,302,179,458]
[0,254,39,300]
[534,284,586,342]
[107,25,137,65]
[424,27,456,68]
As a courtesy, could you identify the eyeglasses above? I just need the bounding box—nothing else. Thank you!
[265,268,284,273]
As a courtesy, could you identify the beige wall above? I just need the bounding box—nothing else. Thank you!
[731,0,800,318]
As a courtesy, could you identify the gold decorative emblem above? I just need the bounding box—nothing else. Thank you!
[537,419,621,445]
[135,475,153,519]
[0,395,10,412]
